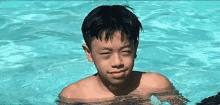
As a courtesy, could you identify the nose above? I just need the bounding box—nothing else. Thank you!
[111,53,123,68]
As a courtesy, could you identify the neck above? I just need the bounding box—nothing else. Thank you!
[96,72,134,96]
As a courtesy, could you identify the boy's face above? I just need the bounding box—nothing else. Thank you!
[83,31,137,86]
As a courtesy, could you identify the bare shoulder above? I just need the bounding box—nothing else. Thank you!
[59,76,96,99]
[141,72,172,90]
[139,72,189,104]
[59,83,81,99]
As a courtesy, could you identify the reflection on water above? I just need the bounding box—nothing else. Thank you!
[55,89,190,105]
[55,94,154,105]
[55,72,190,105]
[55,71,190,105]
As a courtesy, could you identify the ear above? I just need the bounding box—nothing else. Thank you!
[82,44,94,62]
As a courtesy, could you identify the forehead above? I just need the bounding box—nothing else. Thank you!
[91,31,133,49]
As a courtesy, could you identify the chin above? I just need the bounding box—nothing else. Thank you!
[109,78,126,86]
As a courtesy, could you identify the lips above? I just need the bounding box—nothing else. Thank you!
[109,69,127,74]
[109,69,127,79]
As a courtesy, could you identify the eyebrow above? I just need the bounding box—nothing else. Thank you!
[100,44,131,50]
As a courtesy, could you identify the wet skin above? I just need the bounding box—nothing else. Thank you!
[82,31,138,96]
[58,31,189,104]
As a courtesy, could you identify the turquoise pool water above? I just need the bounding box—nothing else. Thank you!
[0,1,220,105]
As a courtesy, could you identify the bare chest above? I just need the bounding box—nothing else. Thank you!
[77,72,154,100]
[80,78,153,100]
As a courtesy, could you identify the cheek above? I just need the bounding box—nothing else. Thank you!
[93,58,109,69]
[124,58,132,63]
[123,58,134,66]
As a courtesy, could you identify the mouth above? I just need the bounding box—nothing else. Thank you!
[109,69,127,79]
[109,69,127,74]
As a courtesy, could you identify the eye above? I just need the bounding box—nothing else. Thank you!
[100,52,110,55]
[123,50,131,53]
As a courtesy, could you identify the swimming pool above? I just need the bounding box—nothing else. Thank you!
[0,0,220,105]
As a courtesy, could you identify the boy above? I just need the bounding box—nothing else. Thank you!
[58,5,189,104]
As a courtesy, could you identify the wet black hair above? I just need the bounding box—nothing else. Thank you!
[196,92,220,105]
[81,5,143,51]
